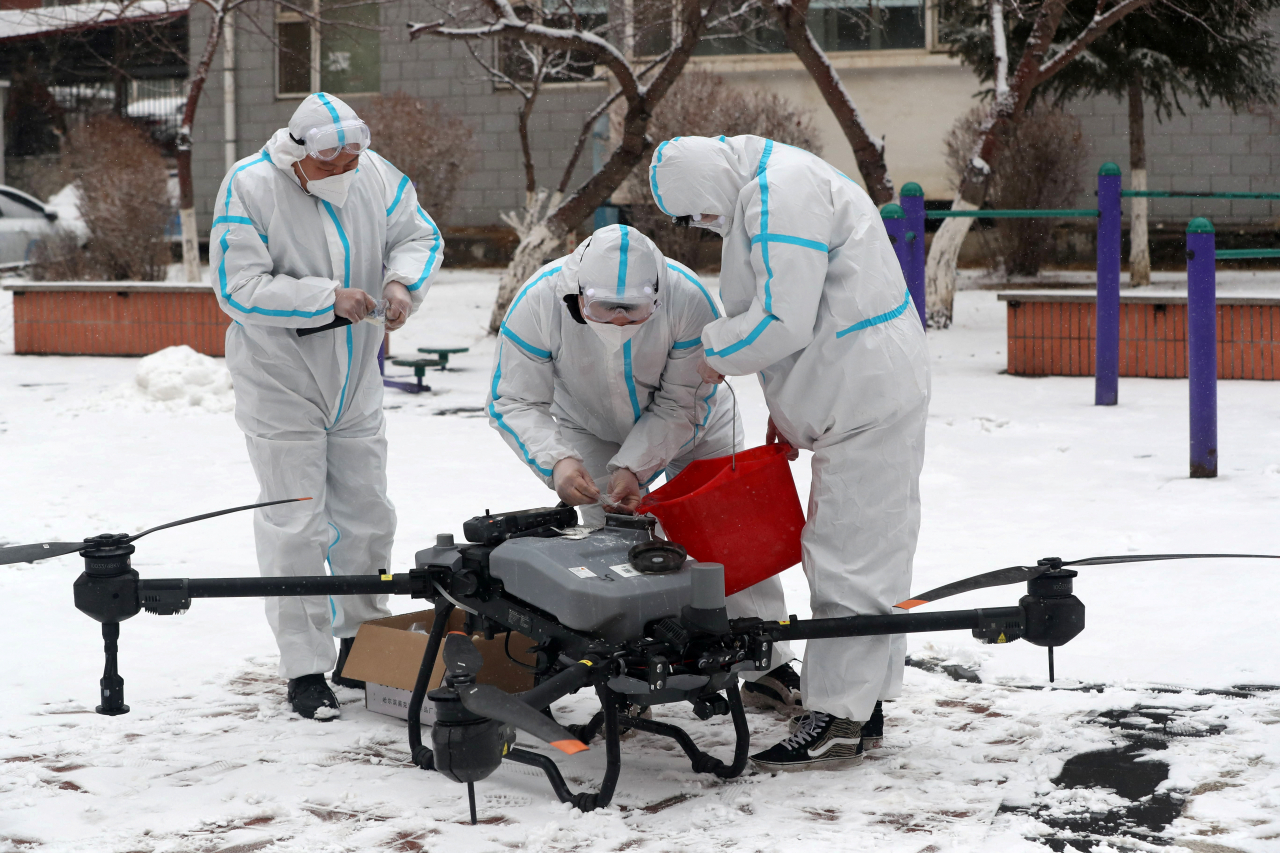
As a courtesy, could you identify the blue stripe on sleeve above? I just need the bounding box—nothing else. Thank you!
[387,175,410,215]
[836,289,913,338]
[222,153,270,214]
[750,233,829,253]
[409,205,441,291]
[665,263,719,318]
[672,338,702,350]
[705,315,777,359]
[488,342,554,477]
[501,327,552,359]
[216,232,332,319]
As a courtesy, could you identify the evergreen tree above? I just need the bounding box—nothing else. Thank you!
[942,0,1280,284]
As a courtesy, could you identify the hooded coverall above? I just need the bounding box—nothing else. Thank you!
[487,225,794,674]
[211,93,443,679]
[649,136,930,722]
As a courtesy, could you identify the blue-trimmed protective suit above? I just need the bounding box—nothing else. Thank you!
[650,136,930,722]
[210,93,443,680]
[487,225,795,676]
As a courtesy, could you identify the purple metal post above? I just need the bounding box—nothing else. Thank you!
[1095,162,1122,406]
[1186,217,1217,478]
[900,182,926,328]
[881,201,908,282]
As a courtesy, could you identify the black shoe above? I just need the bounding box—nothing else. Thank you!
[741,663,803,712]
[332,637,365,690]
[861,700,884,748]
[751,710,863,773]
[792,700,884,745]
[288,673,341,720]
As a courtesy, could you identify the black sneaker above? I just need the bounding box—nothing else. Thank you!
[751,711,863,773]
[861,700,884,748]
[331,637,365,690]
[789,700,883,747]
[741,663,803,712]
[288,673,341,721]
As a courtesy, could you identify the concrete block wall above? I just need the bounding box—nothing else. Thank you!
[189,0,603,233]
[1065,93,1280,226]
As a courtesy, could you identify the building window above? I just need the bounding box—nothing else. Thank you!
[696,0,926,57]
[277,0,381,98]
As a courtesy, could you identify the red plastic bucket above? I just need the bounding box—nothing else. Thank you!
[636,444,806,596]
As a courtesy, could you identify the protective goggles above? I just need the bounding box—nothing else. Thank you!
[300,120,371,161]
[580,287,658,324]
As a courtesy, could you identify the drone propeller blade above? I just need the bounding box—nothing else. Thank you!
[443,632,587,755]
[125,497,312,544]
[1064,553,1280,567]
[897,553,1280,609]
[457,683,588,755]
[0,541,91,566]
[895,565,1039,610]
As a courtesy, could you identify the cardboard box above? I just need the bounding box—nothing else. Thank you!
[341,609,537,724]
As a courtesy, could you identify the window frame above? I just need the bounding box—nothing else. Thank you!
[275,0,382,100]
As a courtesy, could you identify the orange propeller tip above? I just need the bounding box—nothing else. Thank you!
[552,739,589,755]
[298,497,313,501]
[895,599,927,610]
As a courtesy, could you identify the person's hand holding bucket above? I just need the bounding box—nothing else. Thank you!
[765,417,799,461]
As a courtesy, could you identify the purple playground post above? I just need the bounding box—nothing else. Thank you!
[900,182,927,328]
[1186,217,1217,479]
[880,202,909,291]
[1095,162,1122,406]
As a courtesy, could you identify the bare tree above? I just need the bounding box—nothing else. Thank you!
[769,0,892,204]
[410,0,738,333]
[924,0,1157,327]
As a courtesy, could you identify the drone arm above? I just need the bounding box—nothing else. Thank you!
[137,573,419,615]
[516,658,598,711]
[767,606,1026,643]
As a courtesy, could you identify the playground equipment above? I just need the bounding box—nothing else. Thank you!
[880,164,1280,416]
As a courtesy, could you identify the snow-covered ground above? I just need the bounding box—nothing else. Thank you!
[2,272,1279,852]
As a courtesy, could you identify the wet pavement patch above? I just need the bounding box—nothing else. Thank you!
[1009,704,1230,851]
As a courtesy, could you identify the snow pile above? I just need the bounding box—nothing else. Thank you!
[44,183,89,242]
[133,345,234,412]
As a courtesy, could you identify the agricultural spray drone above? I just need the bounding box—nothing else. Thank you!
[5,501,1276,822]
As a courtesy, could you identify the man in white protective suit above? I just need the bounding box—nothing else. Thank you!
[649,135,930,772]
[211,93,443,720]
[487,224,801,707]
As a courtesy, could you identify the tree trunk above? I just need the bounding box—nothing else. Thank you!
[773,0,893,205]
[924,200,977,328]
[489,221,565,331]
[1127,70,1150,287]
[177,7,226,283]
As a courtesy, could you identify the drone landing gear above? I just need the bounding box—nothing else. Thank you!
[508,683,750,812]
[97,621,129,716]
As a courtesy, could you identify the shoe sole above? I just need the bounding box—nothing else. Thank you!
[751,754,864,773]
[741,687,803,713]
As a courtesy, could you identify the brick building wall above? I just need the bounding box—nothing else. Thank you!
[188,0,602,233]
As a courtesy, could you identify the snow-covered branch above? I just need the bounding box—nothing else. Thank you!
[1037,0,1158,83]
[991,0,1009,102]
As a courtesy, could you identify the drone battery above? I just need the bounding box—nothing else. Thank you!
[488,525,698,644]
[463,506,579,546]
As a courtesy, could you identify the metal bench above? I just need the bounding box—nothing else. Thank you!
[415,346,470,371]
[385,357,441,394]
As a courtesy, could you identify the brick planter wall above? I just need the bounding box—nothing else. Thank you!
[1000,291,1280,380]
[5,284,229,357]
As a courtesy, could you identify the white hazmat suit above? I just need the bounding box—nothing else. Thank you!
[649,136,930,722]
[487,225,794,674]
[211,93,443,680]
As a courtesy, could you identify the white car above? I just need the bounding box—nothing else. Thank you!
[0,185,58,268]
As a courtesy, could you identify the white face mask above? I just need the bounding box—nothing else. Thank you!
[304,168,357,207]
[587,320,643,351]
